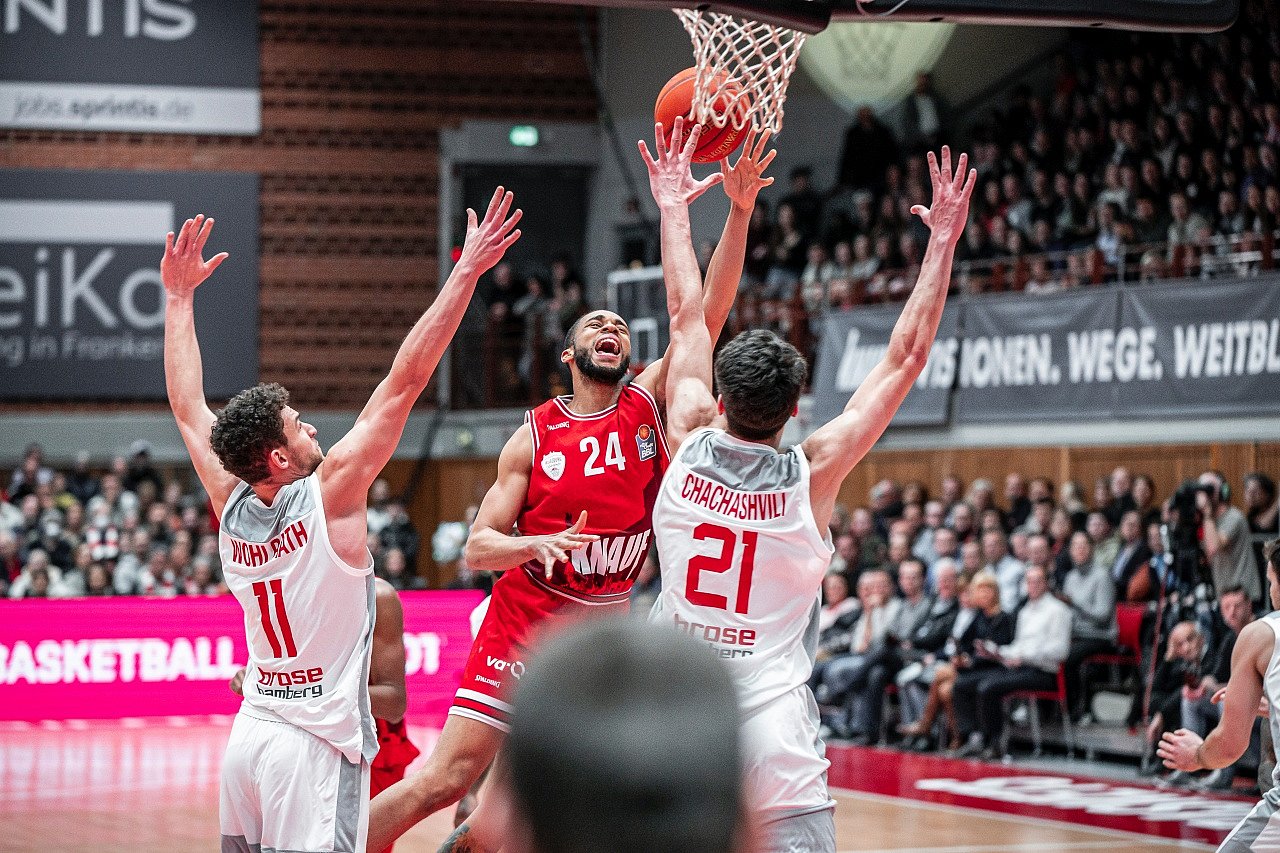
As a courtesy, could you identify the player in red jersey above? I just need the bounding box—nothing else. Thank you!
[366,122,777,853]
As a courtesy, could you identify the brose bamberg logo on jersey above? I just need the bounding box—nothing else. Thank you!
[635,423,657,461]
[257,665,324,700]
[540,451,565,481]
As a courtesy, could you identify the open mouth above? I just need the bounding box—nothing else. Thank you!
[594,336,622,359]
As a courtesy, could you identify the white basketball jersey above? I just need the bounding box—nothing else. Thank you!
[219,474,377,764]
[651,428,834,714]
[1262,612,1280,788]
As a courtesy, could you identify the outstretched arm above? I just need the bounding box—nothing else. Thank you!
[802,147,975,531]
[463,424,600,577]
[162,215,238,516]
[634,130,775,402]
[320,188,522,517]
[638,118,722,453]
[1158,619,1272,771]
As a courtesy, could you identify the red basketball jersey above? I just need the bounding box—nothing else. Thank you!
[516,383,670,602]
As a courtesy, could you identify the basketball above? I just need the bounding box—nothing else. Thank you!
[654,67,751,163]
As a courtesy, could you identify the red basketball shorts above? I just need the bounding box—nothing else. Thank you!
[449,567,629,732]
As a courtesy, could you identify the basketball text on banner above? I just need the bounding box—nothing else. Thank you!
[0,169,259,400]
[0,0,260,135]
[0,591,484,727]
[810,302,960,426]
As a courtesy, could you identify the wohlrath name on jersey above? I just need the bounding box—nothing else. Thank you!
[680,472,788,522]
[226,520,309,568]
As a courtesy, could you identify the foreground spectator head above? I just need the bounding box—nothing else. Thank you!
[1024,564,1049,600]
[969,570,1000,613]
[507,621,742,853]
[961,540,983,576]
[1165,621,1203,663]
[1219,586,1253,633]
[924,500,946,530]
[1119,510,1142,544]
[981,530,1008,563]
[1026,534,1051,569]
[899,559,926,598]
[1069,530,1094,567]
[932,526,958,560]
[823,571,850,606]
[1086,511,1111,543]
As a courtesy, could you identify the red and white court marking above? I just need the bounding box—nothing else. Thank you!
[827,743,1255,848]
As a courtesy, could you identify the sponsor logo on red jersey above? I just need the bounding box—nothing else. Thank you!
[636,424,657,462]
[540,451,566,481]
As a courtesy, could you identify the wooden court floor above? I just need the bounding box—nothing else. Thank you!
[0,718,1220,852]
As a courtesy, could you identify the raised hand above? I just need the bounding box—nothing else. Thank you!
[638,116,724,210]
[720,129,776,210]
[161,214,228,297]
[457,187,522,276]
[532,510,599,579]
[910,146,977,246]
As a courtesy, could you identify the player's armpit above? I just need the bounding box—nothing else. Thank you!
[464,425,537,572]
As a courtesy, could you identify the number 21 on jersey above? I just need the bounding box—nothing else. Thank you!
[685,523,758,615]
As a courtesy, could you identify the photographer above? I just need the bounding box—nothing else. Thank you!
[1198,471,1262,604]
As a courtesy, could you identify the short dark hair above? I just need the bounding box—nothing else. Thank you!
[1265,538,1280,572]
[714,330,808,441]
[210,383,290,485]
[509,621,741,853]
[1219,584,1248,601]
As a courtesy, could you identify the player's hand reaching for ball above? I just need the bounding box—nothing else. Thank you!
[532,510,599,579]
[910,146,977,247]
[456,186,523,276]
[161,214,228,298]
[720,129,776,211]
[638,116,724,211]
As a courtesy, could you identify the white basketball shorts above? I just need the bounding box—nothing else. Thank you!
[220,711,370,853]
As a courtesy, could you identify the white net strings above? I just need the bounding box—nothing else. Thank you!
[675,8,808,135]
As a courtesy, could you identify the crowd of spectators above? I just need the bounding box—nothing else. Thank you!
[469,254,591,405]
[776,466,1280,782]
[0,444,423,600]
[721,0,1280,362]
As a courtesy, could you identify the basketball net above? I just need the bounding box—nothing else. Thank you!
[674,9,807,136]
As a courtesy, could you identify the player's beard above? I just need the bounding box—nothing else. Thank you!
[573,344,629,385]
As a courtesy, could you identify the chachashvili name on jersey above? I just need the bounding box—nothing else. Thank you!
[681,472,788,522]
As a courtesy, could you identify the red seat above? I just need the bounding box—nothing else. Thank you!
[1083,602,1144,669]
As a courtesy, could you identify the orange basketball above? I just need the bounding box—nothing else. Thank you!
[654,67,751,163]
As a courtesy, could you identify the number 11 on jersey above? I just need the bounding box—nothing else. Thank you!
[685,523,758,615]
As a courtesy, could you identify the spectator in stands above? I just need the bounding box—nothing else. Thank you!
[955,565,1072,761]
[7,444,52,503]
[1058,531,1119,721]
[851,506,888,572]
[781,166,822,238]
[1169,586,1257,789]
[65,451,99,507]
[950,502,977,545]
[366,479,393,536]
[820,571,858,633]
[1245,472,1279,590]
[56,543,92,598]
[1166,191,1209,262]
[926,526,960,587]
[1111,510,1154,601]
[982,529,1025,613]
[1199,470,1262,602]
[895,560,962,748]
[904,72,945,152]
[122,440,162,497]
[9,548,55,599]
[841,559,933,742]
[812,569,900,742]
[899,571,1013,751]
[839,106,898,193]
[85,562,113,597]
[379,501,420,569]
[378,547,425,592]
[1138,621,1204,775]
[1086,510,1120,574]
[960,540,983,580]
